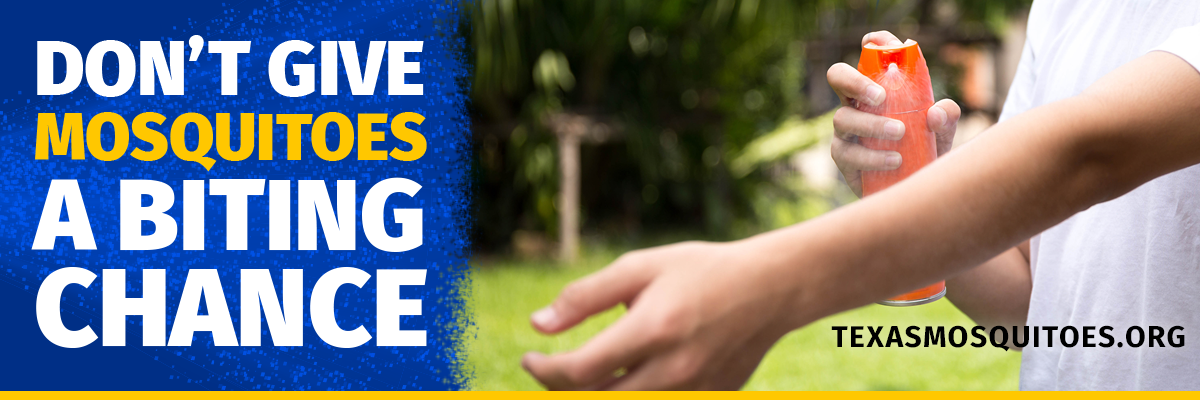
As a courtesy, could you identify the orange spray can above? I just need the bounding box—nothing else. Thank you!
[856,39,945,306]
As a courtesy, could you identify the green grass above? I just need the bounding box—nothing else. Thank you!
[465,249,1021,390]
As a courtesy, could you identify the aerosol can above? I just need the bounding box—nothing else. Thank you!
[856,39,945,306]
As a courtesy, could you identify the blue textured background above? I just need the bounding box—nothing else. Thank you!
[0,0,473,390]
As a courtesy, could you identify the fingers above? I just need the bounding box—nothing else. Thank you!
[841,168,863,198]
[862,31,903,47]
[927,99,961,134]
[523,311,665,390]
[832,137,902,173]
[830,106,901,197]
[602,348,705,390]
[531,253,654,334]
[827,63,885,107]
[833,107,905,141]
[828,30,901,107]
[602,354,674,390]
[927,99,962,157]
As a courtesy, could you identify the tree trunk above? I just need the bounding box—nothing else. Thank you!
[558,134,580,262]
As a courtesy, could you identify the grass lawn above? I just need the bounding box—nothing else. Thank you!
[465,249,1021,390]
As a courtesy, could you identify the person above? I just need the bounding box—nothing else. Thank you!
[521,0,1200,390]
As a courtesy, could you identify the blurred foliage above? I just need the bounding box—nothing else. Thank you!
[468,0,1031,253]
[730,112,833,178]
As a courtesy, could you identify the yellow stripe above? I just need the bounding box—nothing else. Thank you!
[3,392,1199,398]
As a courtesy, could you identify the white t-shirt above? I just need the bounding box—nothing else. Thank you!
[997,0,1200,390]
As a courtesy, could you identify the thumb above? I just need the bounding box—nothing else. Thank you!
[532,253,656,333]
[927,99,962,156]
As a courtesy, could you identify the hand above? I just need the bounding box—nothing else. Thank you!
[827,31,961,197]
[521,241,804,390]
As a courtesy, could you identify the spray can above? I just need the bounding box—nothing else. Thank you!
[856,39,945,306]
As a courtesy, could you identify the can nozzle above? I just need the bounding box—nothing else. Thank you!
[857,38,934,115]
[862,39,922,75]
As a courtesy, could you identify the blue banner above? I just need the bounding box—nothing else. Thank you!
[0,0,472,390]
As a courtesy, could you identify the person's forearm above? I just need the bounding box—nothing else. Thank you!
[762,96,1098,328]
[746,52,1200,329]
[945,242,1031,328]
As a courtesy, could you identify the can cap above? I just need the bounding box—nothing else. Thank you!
[856,39,934,115]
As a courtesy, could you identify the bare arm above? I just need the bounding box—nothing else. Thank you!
[766,51,1200,326]
[523,51,1200,390]
[945,241,1030,328]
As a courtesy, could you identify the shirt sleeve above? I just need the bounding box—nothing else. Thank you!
[998,37,1038,123]
[998,1,1050,123]
[1152,25,1200,73]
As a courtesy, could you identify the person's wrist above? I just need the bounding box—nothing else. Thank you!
[732,224,838,333]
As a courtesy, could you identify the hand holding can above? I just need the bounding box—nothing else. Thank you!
[855,39,946,306]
